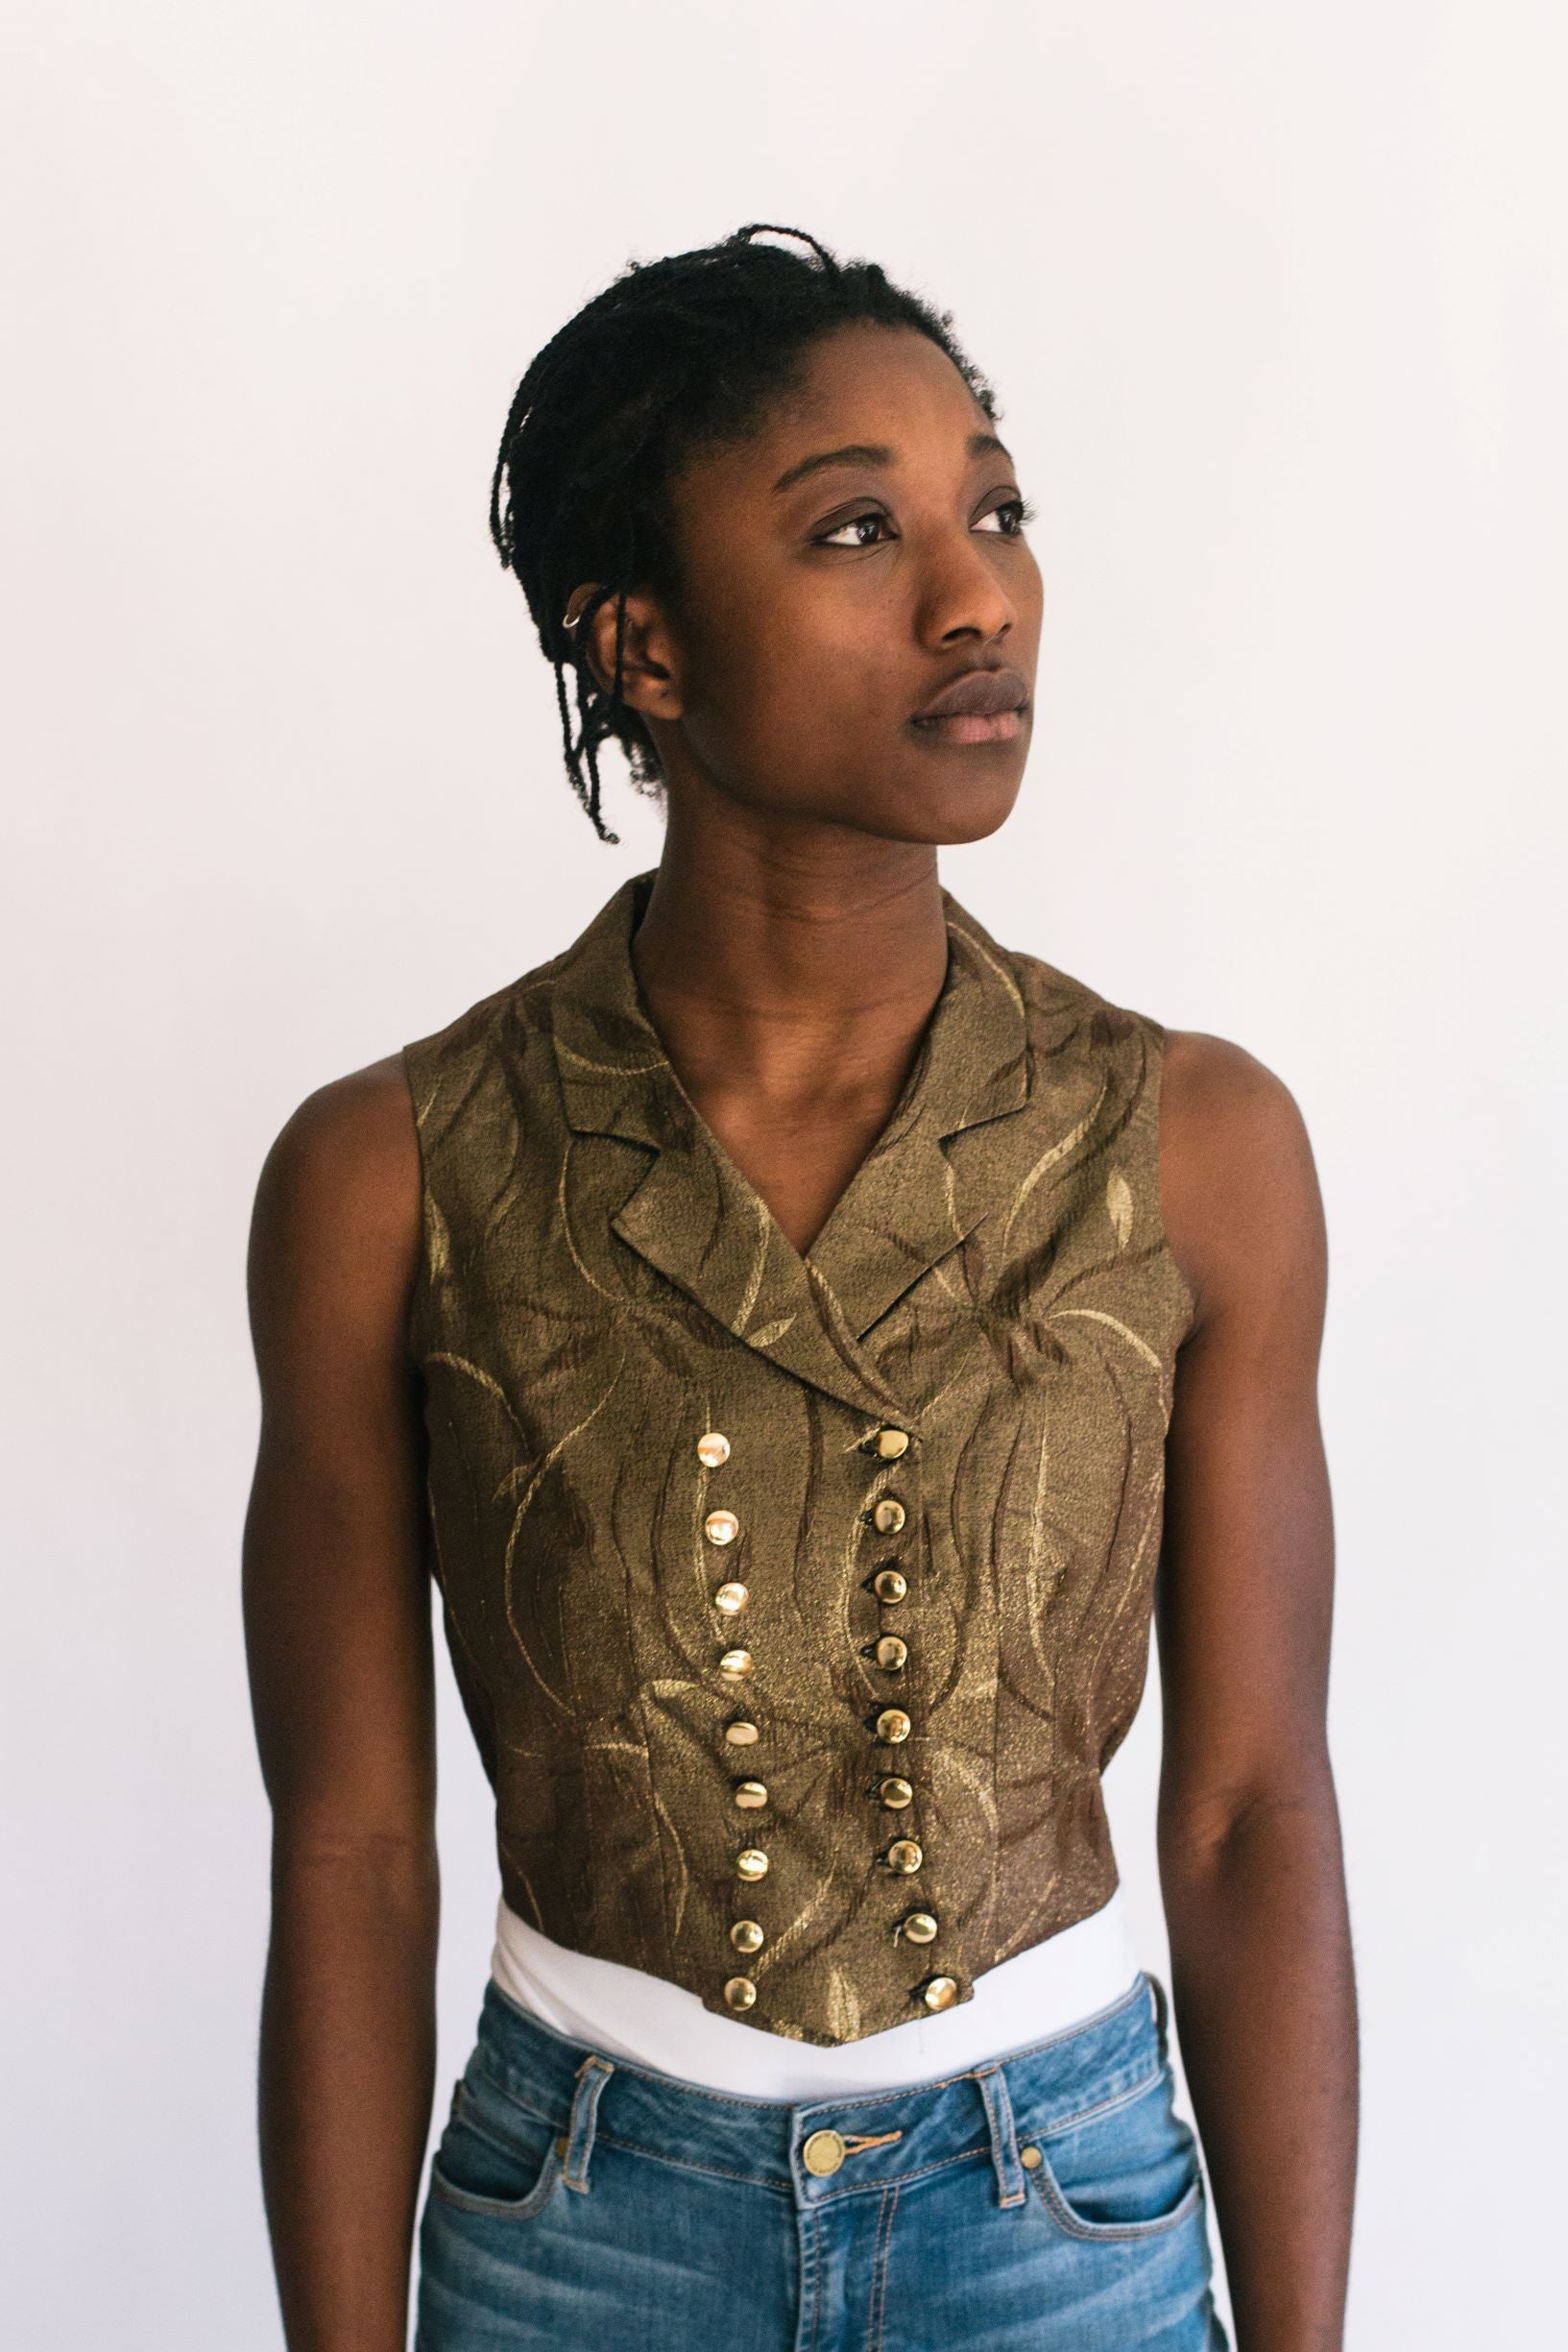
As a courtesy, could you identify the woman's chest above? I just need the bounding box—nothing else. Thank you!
[415,1120,1187,1724]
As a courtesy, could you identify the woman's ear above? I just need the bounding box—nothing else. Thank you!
[571,586,685,720]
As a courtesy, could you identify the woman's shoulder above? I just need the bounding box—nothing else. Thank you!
[1154,1027,1325,1339]
[252,1053,421,1246]
[247,1054,424,1369]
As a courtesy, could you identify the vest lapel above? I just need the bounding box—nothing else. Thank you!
[804,901,1030,1339]
[548,874,1039,1419]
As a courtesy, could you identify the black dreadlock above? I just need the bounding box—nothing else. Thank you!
[488,223,1001,842]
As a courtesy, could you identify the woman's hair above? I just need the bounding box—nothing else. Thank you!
[488,223,1000,841]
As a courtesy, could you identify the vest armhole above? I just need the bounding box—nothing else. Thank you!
[1134,1010,1201,1348]
[398,1037,435,1370]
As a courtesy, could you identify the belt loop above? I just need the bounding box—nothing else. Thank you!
[1146,1969,1170,2056]
[560,2051,615,2194]
[973,2063,1027,2209]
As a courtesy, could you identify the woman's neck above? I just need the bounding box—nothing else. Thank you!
[630,832,952,1108]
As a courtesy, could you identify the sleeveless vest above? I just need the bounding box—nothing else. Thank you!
[403,872,1195,2049]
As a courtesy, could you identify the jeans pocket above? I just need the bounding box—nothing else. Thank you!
[1025,2070,1203,2243]
[429,2068,567,2221]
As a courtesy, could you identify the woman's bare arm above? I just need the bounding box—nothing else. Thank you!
[243,1053,434,2352]
[1154,1030,1358,2352]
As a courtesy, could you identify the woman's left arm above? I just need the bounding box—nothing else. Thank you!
[1153,1029,1358,2352]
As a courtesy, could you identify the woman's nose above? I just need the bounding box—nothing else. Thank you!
[916,531,1021,647]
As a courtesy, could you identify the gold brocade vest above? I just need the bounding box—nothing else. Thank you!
[402,872,1195,2048]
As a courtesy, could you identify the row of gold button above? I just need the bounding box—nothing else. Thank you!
[860,1429,958,2014]
[697,1429,771,2013]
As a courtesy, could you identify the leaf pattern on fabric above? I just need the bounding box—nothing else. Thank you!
[1106,1167,1135,1248]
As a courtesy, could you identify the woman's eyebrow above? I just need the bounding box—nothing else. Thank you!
[770,430,1012,496]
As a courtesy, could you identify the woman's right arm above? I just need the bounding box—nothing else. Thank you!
[243,1054,436,2352]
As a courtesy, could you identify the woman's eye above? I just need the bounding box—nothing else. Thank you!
[978,496,1037,537]
[817,511,894,548]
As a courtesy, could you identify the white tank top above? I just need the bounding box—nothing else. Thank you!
[490,1883,1142,2101]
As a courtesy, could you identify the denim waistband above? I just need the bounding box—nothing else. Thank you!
[459,1965,1170,2210]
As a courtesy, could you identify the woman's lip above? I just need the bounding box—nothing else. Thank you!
[908,708,1025,745]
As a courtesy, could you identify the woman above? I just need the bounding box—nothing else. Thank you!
[244,225,1356,2351]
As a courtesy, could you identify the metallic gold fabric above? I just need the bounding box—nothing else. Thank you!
[403,873,1195,2046]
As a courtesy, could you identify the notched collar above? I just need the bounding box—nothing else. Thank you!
[548,873,1035,1419]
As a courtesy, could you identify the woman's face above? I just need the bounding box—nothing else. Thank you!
[582,321,1043,847]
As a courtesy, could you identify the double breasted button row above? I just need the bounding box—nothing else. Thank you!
[704,1423,933,2025]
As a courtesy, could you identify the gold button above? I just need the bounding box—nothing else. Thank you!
[870,1427,911,1460]
[1020,2144,1044,2170]
[713,1581,749,1613]
[898,1910,939,1944]
[802,2128,846,2176]
[875,1635,908,1671]
[723,1976,758,2011]
[873,1567,908,1605]
[879,1776,914,1809]
[736,1847,769,1881]
[921,1975,959,2012]
[734,1780,768,1809]
[704,1509,739,1546]
[697,1431,731,1468]
[884,1837,924,1874]
[724,1717,760,1746]
[555,2134,568,2157]
[718,1646,754,1677]
[875,1708,912,1744]
[730,1918,765,1952]
[868,1497,906,1535]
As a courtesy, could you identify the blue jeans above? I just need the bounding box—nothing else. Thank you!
[415,1968,1230,2350]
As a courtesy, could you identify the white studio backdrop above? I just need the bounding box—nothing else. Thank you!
[3,4,1563,2344]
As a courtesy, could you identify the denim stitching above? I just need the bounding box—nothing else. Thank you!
[1027,2158,1203,2243]
[593,2128,796,2192]
[801,2142,996,2204]
[429,2158,561,2221]
[429,2124,565,2220]
[443,2082,557,2171]
[1021,2061,1166,2146]
[868,2178,901,2352]
[465,2046,1169,2194]
[806,2205,824,2352]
